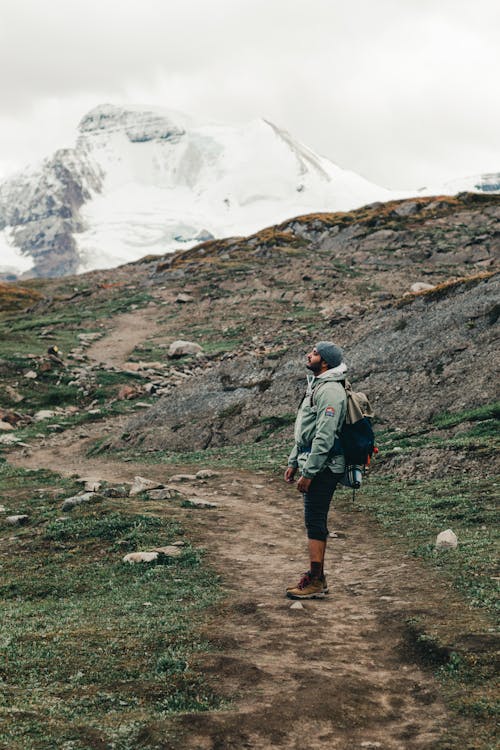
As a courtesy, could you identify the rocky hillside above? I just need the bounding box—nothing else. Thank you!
[0,193,498,479]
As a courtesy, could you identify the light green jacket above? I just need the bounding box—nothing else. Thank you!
[288,370,347,478]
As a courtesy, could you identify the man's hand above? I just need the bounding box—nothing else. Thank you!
[284,467,296,483]
[296,476,312,493]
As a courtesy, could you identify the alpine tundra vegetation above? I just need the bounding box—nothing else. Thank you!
[0,193,498,749]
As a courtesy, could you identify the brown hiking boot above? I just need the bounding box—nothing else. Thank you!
[286,573,328,594]
[286,571,326,599]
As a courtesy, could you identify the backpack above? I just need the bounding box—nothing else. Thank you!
[338,381,376,498]
[310,379,376,498]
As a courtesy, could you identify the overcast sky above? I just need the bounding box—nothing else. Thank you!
[0,0,498,189]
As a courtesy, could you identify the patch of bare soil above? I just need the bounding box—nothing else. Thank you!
[86,307,163,367]
[10,423,472,749]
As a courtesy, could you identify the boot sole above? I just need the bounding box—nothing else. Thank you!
[286,591,326,600]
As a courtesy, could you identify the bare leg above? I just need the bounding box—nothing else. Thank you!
[308,538,326,568]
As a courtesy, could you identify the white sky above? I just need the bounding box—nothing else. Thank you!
[0,0,498,189]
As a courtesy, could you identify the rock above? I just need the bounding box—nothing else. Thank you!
[6,515,29,526]
[117,384,141,400]
[410,282,435,293]
[154,545,183,557]
[0,421,14,431]
[147,488,178,501]
[0,434,20,444]
[169,473,198,483]
[84,480,101,492]
[184,498,218,509]
[102,485,130,498]
[175,293,194,304]
[123,551,158,563]
[34,409,57,421]
[61,492,103,511]
[0,505,6,512]
[435,529,458,549]
[290,601,304,610]
[168,340,203,358]
[195,469,219,479]
[5,385,24,403]
[129,476,165,496]
[394,201,419,217]
[24,370,37,379]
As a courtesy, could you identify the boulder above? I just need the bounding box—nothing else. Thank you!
[61,492,103,511]
[168,340,203,358]
[117,384,141,400]
[147,488,178,501]
[130,476,165,496]
[169,473,198,483]
[195,469,219,479]
[6,515,29,525]
[24,370,37,379]
[175,293,194,304]
[435,529,458,550]
[34,410,57,421]
[123,551,158,563]
[153,545,183,557]
[0,421,14,431]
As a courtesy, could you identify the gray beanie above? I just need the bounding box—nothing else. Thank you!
[315,341,343,368]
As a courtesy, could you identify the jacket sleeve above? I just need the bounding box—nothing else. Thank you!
[301,383,344,479]
[287,443,299,468]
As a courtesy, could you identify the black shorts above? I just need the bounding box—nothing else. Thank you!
[303,468,343,541]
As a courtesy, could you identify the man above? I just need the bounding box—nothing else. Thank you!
[284,341,347,599]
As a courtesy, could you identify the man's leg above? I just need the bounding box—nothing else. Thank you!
[286,470,340,599]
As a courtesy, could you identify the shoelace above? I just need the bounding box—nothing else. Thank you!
[297,571,313,589]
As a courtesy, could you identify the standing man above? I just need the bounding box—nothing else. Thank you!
[284,342,347,599]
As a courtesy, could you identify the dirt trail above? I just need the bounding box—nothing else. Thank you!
[7,312,466,749]
[86,306,163,367]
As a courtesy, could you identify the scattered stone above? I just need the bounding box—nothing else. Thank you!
[0,434,20,444]
[168,340,203,358]
[117,384,141,400]
[61,492,103,511]
[154,545,183,557]
[147,488,178,501]
[175,293,194,304]
[123,551,159,563]
[0,505,6,512]
[435,529,458,550]
[130,476,165,496]
[394,201,419,217]
[195,469,219,479]
[34,409,58,422]
[5,385,24,403]
[184,498,218,509]
[6,515,29,526]
[169,473,198,483]
[360,743,383,749]
[84,480,102,492]
[24,370,37,379]
[290,601,304,610]
[102,485,130,498]
[410,282,435,293]
[0,421,14,431]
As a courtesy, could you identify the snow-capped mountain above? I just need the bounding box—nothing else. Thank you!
[421,172,500,196]
[0,104,395,278]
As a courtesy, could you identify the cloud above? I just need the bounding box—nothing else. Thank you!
[0,0,498,187]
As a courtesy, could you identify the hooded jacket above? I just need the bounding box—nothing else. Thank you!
[287,369,347,479]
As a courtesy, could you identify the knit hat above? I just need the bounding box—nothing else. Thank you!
[315,341,343,368]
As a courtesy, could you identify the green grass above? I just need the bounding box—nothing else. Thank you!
[336,471,499,749]
[433,402,500,429]
[0,460,223,749]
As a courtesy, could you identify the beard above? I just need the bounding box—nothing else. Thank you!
[306,361,322,375]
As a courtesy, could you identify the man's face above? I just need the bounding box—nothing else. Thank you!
[306,347,323,374]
